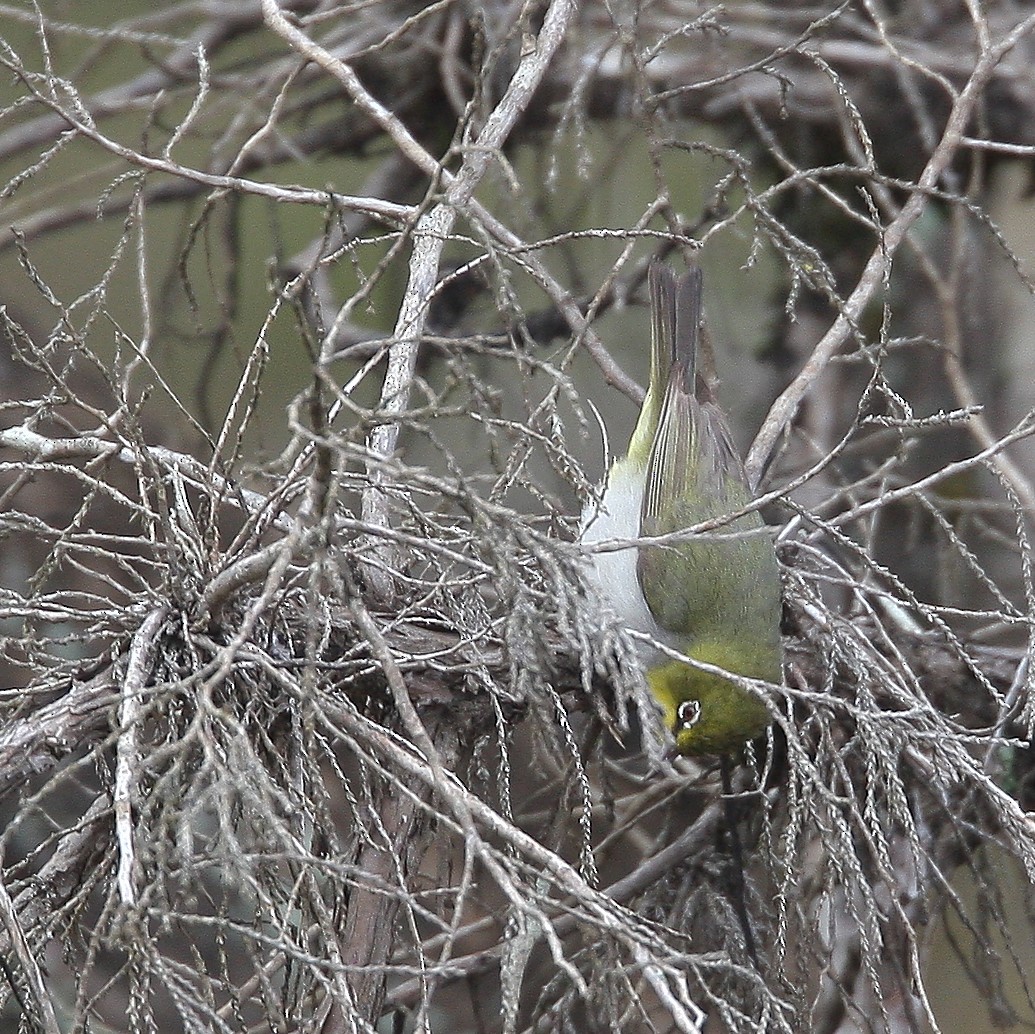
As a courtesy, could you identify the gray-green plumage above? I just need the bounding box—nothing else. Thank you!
[638,265,781,653]
[583,260,783,755]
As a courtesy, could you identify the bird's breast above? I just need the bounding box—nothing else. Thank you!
[580,459,661,648]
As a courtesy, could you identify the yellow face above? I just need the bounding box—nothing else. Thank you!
[647,651,773,756]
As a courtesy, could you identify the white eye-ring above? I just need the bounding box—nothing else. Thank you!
[676,699,702,732]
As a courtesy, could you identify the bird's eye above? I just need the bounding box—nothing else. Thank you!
[676,699,701,731]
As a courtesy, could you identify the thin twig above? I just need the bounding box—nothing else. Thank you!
[114,607,167,906]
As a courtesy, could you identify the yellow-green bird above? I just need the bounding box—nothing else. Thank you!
[581,260,782,756]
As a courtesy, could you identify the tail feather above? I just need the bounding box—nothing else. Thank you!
[672,263,702,397]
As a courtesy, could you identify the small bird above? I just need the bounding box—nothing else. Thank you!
[581,260,782,756]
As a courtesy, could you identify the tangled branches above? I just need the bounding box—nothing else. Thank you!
[1,2,1035,1032]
